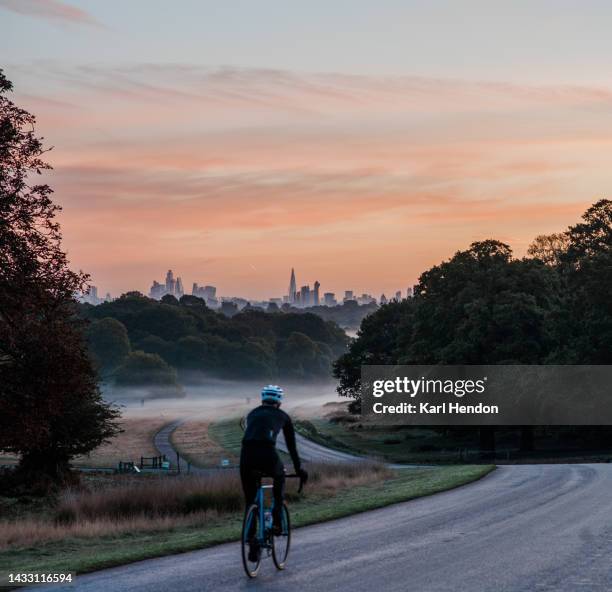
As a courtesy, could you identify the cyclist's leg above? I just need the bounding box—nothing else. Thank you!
[239,448,258,540]
[271,453,286,529]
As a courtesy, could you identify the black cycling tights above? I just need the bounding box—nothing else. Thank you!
[240,444,285,523]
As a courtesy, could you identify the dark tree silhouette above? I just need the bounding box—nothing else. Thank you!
[333,203,612,457]
[0,70,120,489]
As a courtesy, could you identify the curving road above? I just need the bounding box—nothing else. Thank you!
[32,463,612,591]
[154,418,420,469]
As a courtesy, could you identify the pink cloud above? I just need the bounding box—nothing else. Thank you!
[10,64,610,297]
[0,0,101,26]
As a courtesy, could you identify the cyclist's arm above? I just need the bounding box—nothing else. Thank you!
[282,416,301,472]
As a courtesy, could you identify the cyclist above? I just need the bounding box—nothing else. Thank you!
[240,385,308,561]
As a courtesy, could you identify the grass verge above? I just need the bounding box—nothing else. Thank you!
[0,464,493,579]
[208,418,244,457]
[171,420,239,468]
[296,418,485,464]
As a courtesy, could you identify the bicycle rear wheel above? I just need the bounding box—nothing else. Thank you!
[241,504,261,578]
[272,503,291,570]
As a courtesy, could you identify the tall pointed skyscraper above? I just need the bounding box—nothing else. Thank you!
[288,268,297,303]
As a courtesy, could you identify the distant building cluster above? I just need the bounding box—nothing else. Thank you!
[192,283,218,307]
[284,268,412,309]
[85,267,416,312]
[81,285,112,305]
[149,270,184,300]
[285,268,321,307]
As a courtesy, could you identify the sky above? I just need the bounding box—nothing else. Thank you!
[2,0,612,300]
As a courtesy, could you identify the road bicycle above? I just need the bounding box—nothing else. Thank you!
[241,472,305,578]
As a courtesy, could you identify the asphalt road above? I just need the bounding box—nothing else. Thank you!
[151,418,369,475]
[151,418,369,473]
[31,463,612,592]
[155,418,417,469]
[278,430,370,463]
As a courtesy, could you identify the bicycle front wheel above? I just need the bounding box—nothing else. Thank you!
[241,504,261,578]
[272,503,291,570]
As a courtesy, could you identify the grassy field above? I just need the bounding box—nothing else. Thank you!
[208,419,244,457]
[0,416,170,470]
[74,417,169,468]
[295,418,478,464]
[297,415,612,464]
[208,417,297,465]
[0,464,494,578]
[171,420,239,468]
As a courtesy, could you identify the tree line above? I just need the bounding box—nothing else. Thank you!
[334,200,612,453]
[82,293,349,390]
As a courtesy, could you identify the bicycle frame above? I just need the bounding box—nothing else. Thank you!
[244,481,275,548]
[244,473,303,547]
[256,483,274,545]
[241,473,304,577]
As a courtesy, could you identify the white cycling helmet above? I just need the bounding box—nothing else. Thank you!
[261,385,284,404]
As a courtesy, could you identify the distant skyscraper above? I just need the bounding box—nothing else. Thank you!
[165,270,175,295]
[324,292,337,306]
[175,277,184,298]
[300,285,311,307]
[203,285,216,299]
[149,280,165,299]
[395,290,402,301]
[357,293,375,305]
[82,286,101,305]
[380,294,388,305]
[288,268,297,303]
[344,290,354,302]
[192,282,218,305]
[313,281,320,306]
[81,286,110,305]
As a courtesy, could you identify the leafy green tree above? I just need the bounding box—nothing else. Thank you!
[81,298,348,381]
[559,199,612,363]
[0,70,119,487]
[86,317,130,375]
[134,334,178,365]
[565,199,612,261]
[334,299,413,409]
[527,233,569,266]
[402,240,558,365]
[279,332,332,378]
[179,294,207,308]
[176,335,208,369]
[115,351,179,387]
[161,294,179,306]
[335,240,560,451]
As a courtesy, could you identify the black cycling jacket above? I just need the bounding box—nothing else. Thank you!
[242,404,301,471]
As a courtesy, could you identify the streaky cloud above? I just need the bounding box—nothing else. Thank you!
[0,0,102,27]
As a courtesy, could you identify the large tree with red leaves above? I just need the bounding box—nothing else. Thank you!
[0,69,119,489]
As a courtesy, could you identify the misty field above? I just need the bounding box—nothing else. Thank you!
[0,416,169,470]
[73,416,168,468]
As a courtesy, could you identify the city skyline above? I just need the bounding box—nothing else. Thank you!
[83,266,416,304]
[3,2,610,299]
[127,267,409,308]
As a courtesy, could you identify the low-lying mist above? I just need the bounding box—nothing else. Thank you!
[102,375,342,420]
